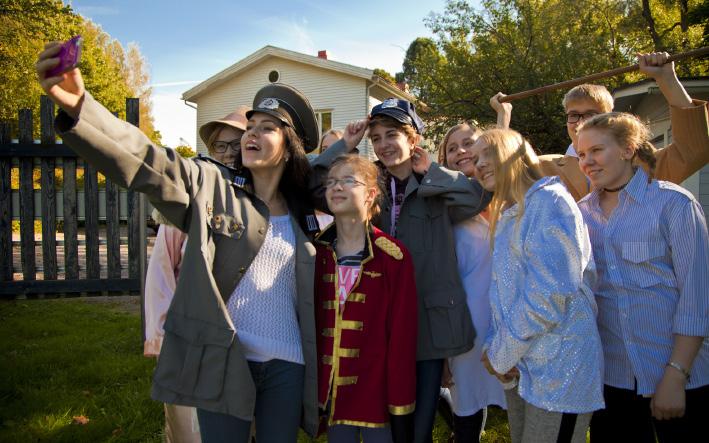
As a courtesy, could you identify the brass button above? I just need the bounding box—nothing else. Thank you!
[258,227,265,235]
[239,267,246,274]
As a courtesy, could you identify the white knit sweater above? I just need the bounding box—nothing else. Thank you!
[226,214,303,364]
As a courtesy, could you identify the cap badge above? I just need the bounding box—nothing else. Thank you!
[381,98,399,109]
[258,98,280,110]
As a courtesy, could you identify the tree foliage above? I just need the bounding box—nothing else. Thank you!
[402,0,708,153]
[174,145,196,158]
[0,0,160,144]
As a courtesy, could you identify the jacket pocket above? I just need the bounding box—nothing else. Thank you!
[620,241,673,288]
[154,314,235,400]
[423,290,475,350]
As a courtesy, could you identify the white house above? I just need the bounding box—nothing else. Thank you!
[612,77,709,216]
[182,46,418,158]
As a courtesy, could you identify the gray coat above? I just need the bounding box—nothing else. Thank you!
[55,93,339,436]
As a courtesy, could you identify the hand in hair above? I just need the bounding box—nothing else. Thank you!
[490,92,512,129]
[36,42,85,119]
[343,119,369,152]
[411,146,432,175]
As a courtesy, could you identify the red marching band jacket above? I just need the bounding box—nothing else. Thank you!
[315,223,418,429]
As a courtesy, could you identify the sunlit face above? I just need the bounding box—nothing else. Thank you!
[209,126,244,167]
[325,164,375,218]
[241,113,288,171]
[320,133,341,152]
[576,128,635,190]
[468,139,496,192]
[368,123,415,172]
[565,99,603,147]
[444,126,479,177]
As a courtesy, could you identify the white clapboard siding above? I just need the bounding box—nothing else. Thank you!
[194,57,368,155]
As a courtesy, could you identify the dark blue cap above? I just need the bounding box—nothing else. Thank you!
[370,98,425,134]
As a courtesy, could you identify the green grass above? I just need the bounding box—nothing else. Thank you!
[0,299,512,442]
[0,299,163,442]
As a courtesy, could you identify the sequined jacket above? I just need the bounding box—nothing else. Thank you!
[315,224,418,428]
[484,177,605,413]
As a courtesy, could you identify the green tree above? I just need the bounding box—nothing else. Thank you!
[373,68,396,85]
[0,0,160,143]
[174,145,196,158]
[403,0,707,153]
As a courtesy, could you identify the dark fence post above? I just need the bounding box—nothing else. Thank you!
[40,96,57,281]
[63,155,78,280]
[18,109,35,282]
[126,98,146,337]
[0,123,12,281]
[84,160,100,280]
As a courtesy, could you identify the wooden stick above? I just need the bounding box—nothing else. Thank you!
[499,46,709,103]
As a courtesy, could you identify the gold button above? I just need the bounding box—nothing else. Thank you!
[239,267,246,274]
[258,227,265,235]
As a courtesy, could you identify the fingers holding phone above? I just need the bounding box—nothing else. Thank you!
[36,38,86,119]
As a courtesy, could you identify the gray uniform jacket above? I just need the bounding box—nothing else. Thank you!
[323,140,492,360]
[55,93,338,436]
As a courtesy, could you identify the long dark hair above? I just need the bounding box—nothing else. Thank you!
[232,121,315,226]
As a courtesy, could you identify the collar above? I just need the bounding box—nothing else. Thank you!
[501,176,560,218]
[581,167,648,206]
[565,143,578,158]
[315,222,376,263]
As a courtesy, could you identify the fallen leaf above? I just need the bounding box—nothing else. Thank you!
[112,427,123,436]
[72,415,90,425]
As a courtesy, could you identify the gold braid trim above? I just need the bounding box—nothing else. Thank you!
[389,402,416,415]
[374,237,403,260]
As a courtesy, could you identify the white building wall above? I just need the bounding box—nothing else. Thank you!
[192,57,368,154]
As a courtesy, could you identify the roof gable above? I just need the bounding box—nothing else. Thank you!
[182,45,416,103]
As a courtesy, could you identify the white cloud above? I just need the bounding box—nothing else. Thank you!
[152,93,196,148]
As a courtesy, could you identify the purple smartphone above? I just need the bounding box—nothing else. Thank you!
[47,35,82,77]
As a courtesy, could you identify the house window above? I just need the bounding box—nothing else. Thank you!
[316,110,332,135]
[268,70,280,83]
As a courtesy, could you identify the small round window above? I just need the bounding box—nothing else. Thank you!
[268,70,280,83]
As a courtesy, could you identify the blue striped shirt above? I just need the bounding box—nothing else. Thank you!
[578,168,709,394]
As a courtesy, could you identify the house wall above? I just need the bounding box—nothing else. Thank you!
[192,57,369,154]
[614,91,709,214]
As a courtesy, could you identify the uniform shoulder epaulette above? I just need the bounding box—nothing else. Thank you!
[375,236,403,260]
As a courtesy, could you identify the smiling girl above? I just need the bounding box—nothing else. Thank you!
[575,113,709,443]
[315,155,417,443]
[473,129,604,443]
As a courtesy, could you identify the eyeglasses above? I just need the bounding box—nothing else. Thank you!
[324,177,366,189]
[211,139,241,153]
[566,111,599,124]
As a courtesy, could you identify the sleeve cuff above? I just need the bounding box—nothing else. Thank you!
[388,402,415,415]
[673,315,709,337]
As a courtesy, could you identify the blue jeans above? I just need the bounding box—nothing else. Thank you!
[197,359,305,443]
[413,359,444,443]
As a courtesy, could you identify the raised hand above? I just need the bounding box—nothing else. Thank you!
[490,92,512,129]
[35,42,85,119]
[411,146,432,175]
[343,119,369,152]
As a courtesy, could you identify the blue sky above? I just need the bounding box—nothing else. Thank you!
[67,0,479,147]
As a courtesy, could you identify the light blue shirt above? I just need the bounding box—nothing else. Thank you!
[578,168,709,395]
[485,176,605,413]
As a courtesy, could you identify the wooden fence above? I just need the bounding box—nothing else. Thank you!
[0,96,147,298]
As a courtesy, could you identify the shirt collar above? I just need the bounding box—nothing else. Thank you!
[580,167,648,208]
[565,143,578,157]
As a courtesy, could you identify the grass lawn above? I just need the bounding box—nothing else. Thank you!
[0,298,511,442]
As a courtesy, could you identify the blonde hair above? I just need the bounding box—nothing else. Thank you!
[437,122,483,165]
[577,112,656,179]
[479,129,544,248]
[328,154,382,219]
[318,128,344,154]
[563,84,614,113]
[367,115,418,145]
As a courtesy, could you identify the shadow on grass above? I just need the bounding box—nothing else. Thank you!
[1,299,512,442]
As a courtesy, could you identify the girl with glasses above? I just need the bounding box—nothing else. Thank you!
[315,154,418,442]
